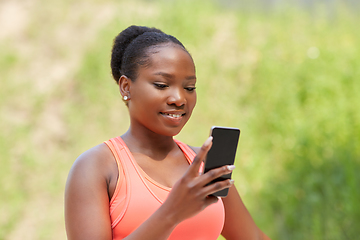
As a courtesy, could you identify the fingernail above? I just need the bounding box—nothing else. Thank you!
[227,165,236,171]
[229,179,235,185]
[204,136,213,147]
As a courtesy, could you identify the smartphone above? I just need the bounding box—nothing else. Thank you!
[204,126,240,197]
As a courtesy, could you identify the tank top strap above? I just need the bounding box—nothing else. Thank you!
[104,138,123,203]
[104,137,133,228]
[173,139,204,172]
[173,139,196,164]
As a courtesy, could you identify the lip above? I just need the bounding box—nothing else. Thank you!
[159,111,186,124]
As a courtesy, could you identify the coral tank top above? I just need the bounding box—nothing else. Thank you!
[104,137,224,240]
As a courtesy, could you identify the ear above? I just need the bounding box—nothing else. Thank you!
[119,75,132,98]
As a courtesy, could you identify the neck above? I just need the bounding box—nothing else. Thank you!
[121,124,177,157]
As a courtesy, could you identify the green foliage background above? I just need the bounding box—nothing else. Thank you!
[1,0,359,239]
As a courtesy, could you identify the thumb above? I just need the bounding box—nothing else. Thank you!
[189,136,213,172]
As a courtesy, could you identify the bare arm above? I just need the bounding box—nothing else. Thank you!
[221,185,271,240]
[65,144,114,240]
[190,144,271,240]
[65,137,235,240]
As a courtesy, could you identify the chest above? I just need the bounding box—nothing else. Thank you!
[110,153,225,240]
[132,152,190,188]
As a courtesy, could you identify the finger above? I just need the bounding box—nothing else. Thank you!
[197,165,235,187]
[189,136,213,170]
[201,178,235,197]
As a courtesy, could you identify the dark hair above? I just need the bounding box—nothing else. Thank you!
[111,25,188,84]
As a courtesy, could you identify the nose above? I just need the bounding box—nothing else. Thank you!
[167,87,186,107]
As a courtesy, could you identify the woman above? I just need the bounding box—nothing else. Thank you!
[65,25,270,240]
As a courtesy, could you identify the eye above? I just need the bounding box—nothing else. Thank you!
[185,86,196,92]
[154,83,168,89]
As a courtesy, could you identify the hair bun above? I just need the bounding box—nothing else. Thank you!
[111,26,163,81]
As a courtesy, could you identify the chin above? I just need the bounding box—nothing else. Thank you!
[158,125,185,137]
[164,128,183,137]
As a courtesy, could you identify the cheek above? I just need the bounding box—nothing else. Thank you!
[130,87,163,115]
[132,84,158,102]
[189,93,197,111]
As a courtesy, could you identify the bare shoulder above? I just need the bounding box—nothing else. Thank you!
[65,143,117,199]
[69,143,115,178]
[76,143,114,166]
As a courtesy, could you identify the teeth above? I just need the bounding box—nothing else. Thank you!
[164,113,182,118]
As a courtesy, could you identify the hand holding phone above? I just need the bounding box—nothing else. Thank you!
[204,126,240,197]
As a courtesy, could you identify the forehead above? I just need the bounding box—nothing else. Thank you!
[143,44,196,75]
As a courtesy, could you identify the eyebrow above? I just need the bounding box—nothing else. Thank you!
[153,72,196,81]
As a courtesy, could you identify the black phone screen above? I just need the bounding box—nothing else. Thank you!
[204,126,240,197]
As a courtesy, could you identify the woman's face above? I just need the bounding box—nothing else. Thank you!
[127,44,197,137]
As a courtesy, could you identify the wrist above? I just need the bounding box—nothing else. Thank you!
[156,202,181,228]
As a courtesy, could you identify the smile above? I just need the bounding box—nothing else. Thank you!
[160,112,185,119]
